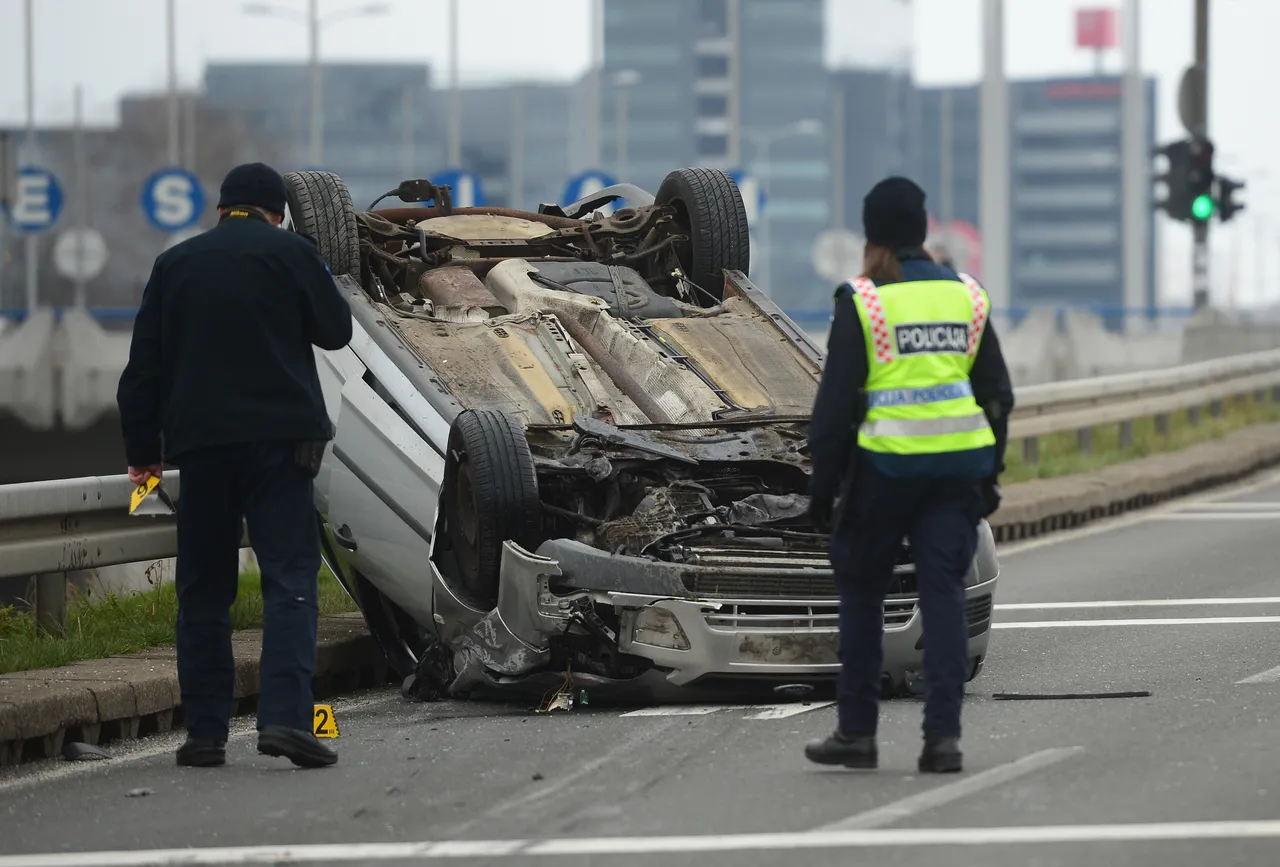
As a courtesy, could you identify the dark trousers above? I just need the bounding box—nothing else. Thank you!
[174,441,321,743]
[829,464,982,740]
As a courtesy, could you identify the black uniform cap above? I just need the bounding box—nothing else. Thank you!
[862,177,928,249]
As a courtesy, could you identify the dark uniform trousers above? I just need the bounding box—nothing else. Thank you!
[174,441,321,743]
[829,463,984,740]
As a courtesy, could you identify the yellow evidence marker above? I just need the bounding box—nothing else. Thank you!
[313,704,340,738]
[129,476,176,517]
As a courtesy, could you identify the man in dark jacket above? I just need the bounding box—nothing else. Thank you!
[117,162,353,769]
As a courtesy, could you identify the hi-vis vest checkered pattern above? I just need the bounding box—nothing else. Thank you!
[847,273,996,458]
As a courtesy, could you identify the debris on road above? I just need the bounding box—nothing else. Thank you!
[62,742,111,762]
[125,788,153,798]
[992,691,1152,701]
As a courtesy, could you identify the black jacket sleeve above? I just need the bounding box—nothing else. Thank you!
[970,318,1016,478]
[808,286,868,508]
[296,244,354,350]
[116,262,166,467]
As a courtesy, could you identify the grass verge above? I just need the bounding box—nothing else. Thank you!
[0,569,357,675]
[1003,393,1280,483]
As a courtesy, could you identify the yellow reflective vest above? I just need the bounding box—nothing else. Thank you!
[847,273,996,460]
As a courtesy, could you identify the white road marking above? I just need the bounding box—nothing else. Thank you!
[994,616,1280,629]
[1236,664,1280,684]
[744,702,835,720]
[0,693,400,795]
[1173,502,1280,510]
[14,819,1280,864]
[816,747,1084,832]
[998,597,1280,610]
[620,703,831,719]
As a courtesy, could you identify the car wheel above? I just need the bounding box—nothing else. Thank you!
[442,409,543,609]
[281,169,361,278]
[655,167,751,305]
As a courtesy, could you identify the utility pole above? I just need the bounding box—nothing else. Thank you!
[586,0,602,169]
[167,0,179,166]
[24,0,37,313]
[72,85,86,307]
[1120,0,1148,323]
[1191,0,1210,310]
[308,0,322,166]
[979,0,1010,309]
[448,0,461,167]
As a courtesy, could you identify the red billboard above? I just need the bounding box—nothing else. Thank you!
[1075,8,1118,49]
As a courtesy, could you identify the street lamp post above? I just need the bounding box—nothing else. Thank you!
[744,118,823,291]
[243,1,391,167]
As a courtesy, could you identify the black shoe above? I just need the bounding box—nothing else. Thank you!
[804,732,878,769]
[918,736,963,773]
[257,725,338,768]
[176,737,226,768]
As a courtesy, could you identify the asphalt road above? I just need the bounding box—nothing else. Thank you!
[5,471,1280,866]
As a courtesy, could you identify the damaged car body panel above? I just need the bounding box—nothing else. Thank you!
[297,167,1001,702]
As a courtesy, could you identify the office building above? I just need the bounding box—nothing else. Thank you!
[603,0,830,308]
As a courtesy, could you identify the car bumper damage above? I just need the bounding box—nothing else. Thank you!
[421,531,998,703]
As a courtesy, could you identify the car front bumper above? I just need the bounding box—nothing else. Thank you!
[435,536,998,698]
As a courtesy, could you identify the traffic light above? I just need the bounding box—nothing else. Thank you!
[1186,137,1214,222]
[1216,175,1246,223]
[1153,139,1192,221]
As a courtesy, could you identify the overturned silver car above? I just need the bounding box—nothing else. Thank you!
[292,167,1001,702]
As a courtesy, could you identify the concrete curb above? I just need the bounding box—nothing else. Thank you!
[989,421,1280,542]
[4,422,1280,767]
[0,613,391,768]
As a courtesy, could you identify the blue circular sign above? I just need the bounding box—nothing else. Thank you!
[429,169,486,208]
[11,166,63,233]
[140,167,205,231]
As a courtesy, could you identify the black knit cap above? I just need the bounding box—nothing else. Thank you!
[217,162,287,215]
[862,176,928,249]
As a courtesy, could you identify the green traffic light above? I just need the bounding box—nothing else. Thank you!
[1191,194,1215,220]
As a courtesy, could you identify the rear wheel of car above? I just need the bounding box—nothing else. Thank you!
[282,169,361,277]
[442,409,543,609]
[655,167,751,305]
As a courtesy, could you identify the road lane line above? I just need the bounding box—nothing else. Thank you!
[994,616,1280,629]
[743,702,835,720]
[1151,514,1280,521]
[18,818,1280,864]
[621,704,741,717]
[816,747,1084,832]
[0,692,400,795]
[998,597,1280,610]
[1237,664,1280,684]
[1173,502,1280,510]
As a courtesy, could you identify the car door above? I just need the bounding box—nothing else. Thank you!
[312,322,447,627]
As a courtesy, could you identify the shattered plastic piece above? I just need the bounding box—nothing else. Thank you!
[537,692,575,713]
[578,690,590,706]
[126,788,153,798]
[63,742,111,762]
[532,773,545,781]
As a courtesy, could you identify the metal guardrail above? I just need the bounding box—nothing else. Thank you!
[5,347,1280,633]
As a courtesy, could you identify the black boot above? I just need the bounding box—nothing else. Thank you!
[918,736,963,773]
[804,732,878,769]
[257,725,338,768]
[176,737,226,768]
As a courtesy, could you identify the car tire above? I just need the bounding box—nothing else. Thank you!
[282,169,361,278]
[442,409,543,609]
[655,167,751,305]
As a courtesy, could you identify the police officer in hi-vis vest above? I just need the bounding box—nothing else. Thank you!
[804,177,1014,774]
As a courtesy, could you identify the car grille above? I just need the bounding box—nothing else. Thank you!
[678,544,915,600]
[703,595,918,631]
[967,593,993,627]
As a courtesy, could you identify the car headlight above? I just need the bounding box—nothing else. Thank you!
[631,607,691,651]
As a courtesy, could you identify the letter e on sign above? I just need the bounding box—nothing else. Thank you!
[12,167,63,233]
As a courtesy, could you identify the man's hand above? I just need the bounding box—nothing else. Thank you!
[128,464,164,486]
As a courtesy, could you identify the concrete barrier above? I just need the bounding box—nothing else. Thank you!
[0,309,57,429]
[58,308,132,431]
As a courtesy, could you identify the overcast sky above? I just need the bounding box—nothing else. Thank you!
[0,0,1274,305]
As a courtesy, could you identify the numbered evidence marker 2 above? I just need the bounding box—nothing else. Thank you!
[313,704,340,738]
[141,168,205,232]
